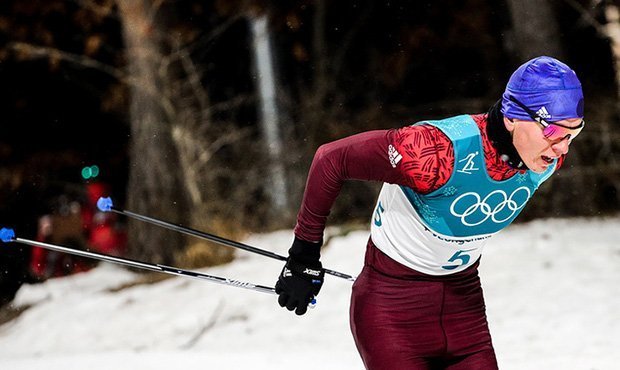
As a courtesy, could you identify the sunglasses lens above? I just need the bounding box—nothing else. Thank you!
[543,122,583,141]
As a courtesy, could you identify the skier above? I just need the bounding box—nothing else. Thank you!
[274,56,584,369]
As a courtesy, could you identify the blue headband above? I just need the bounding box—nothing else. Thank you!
[501,56,584,121]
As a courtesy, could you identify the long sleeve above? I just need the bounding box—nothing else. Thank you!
[293,126,454,242]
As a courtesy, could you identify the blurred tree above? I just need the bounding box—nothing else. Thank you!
[248,5,290,217]
[272,0,511,221]
[115,0,188,265]
[598,0,620,101]
[505,0,565,59]
[0,0,618,270]
[562,0,620,100]
[573,0,620,210]
[115,0,260,265]
[1,0,250,266]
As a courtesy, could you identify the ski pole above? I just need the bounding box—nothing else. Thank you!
[0,227,276,295]
[97,197,356,282]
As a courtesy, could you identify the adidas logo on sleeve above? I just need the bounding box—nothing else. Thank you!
[388,145,403,168]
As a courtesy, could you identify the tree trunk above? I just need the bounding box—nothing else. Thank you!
[505,0,565,60]
[603,2,620,102]
[116,0,188,264]
[249,12,290,217]
[601,1,620,194]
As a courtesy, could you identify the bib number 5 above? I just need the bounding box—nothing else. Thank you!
[442,249,475,270]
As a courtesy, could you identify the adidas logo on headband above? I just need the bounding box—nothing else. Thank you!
[536,106,551,120]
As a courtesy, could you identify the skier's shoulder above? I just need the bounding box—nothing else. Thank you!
[390,121,452,152]
[387,121,454,194]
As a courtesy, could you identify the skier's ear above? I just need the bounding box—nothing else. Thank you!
[503,116,515,134]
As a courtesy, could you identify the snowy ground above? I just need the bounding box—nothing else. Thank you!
[0,217,618,370]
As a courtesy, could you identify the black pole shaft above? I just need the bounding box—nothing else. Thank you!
[112,208,285,261]
[12,237,276,295]
[111,207,356,282]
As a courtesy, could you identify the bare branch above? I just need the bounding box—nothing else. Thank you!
[7,42,177,134]
[142,0,167,24]
[198,127,253,167]
[332,0,374,78]
[8,41,126,82]
[203,94,254,118]
[184,12,246,55]
[561,0,609,37]
[68,0,117,19]
[170,37,211,124]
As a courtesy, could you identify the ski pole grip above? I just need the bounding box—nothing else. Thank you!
[0,228,16,243]
[97,197,113,212]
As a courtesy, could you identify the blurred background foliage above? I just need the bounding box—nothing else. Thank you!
[0,0,618,279]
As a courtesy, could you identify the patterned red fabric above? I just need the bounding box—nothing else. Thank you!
[391,114,536,193]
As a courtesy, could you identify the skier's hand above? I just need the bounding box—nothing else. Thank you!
[275,238,324,315]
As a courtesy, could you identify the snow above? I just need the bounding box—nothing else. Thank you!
[0,217,619,369]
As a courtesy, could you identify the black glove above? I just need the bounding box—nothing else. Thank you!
[275,237,325,315]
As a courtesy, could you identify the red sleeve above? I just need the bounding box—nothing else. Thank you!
[392,125,454,193]
[293,126,453,242]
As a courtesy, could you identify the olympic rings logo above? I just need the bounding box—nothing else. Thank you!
[449,187,531,226]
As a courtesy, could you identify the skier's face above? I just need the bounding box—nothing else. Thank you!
[504,117,583,173]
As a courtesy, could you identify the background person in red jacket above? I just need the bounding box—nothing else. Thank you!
[275,56,584,369]
[30,179,126,280]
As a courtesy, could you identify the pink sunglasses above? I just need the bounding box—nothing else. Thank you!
[509,95,584,142]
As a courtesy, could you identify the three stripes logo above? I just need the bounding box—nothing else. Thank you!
[536,106,551,120]
[388,145,403,168]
